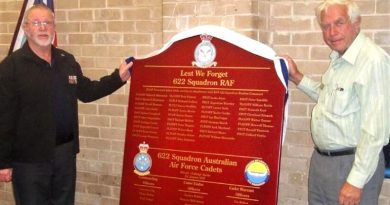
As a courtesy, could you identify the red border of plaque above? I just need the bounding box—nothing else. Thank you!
[120,27,287,205]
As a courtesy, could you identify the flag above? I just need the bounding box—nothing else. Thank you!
[8,0,56,55]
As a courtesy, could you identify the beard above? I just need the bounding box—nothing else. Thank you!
[27,32,54,47]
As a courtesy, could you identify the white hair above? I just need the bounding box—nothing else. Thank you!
[315,0,361,23]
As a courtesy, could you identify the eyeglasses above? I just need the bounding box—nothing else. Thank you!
[25,21,54,28]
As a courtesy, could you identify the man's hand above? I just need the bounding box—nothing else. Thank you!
[0,168,12,182]
[279,54,303,85]
[339,182,362,205]
[119,60,133,82]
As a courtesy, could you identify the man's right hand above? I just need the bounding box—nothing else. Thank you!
[279,54,303,85]
[0,168,12,182]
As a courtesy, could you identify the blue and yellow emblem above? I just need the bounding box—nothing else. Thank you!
[133,142,152,176]
[244,159,270,186]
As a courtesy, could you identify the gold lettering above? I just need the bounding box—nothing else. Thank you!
[180,70,194,76]
[206,70,228,78]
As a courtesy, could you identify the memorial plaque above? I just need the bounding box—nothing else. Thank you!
[120,26,288,205]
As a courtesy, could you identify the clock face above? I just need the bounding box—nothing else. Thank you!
[134,153,152,172]
[194,41,216,67]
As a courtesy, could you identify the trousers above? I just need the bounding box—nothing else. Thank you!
[308,149,384,205]
[12,141,76,205]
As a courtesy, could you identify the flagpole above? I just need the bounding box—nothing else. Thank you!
[8,0,28,56]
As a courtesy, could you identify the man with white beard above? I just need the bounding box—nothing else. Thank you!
[0,3,133,205]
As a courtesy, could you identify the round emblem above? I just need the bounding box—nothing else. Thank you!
[244,159,270,186]
[133,142,152,176]
[193,34,217,68]
[194,41,216,67]
[134,152,152,173]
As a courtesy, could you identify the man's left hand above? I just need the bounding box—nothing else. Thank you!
[339,182,362,205]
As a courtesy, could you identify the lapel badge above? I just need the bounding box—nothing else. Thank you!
[68,75,77,84]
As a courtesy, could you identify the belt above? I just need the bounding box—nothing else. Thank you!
[315,147,356,157]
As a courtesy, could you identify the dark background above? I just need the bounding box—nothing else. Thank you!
[384,144,390,178]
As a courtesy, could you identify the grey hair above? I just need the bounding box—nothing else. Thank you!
[22,3,55,24]
[315,0,361,23]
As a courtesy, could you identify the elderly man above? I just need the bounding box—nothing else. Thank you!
[284,0,390,204]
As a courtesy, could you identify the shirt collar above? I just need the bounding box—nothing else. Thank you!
[329,32,366,65]
[21,42,57,66]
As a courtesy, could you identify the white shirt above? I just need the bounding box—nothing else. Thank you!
[298,33,390,188]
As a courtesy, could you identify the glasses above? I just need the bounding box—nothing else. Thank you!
[26,21,54,28]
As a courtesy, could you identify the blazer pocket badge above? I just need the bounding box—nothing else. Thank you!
[68,75,77,84]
